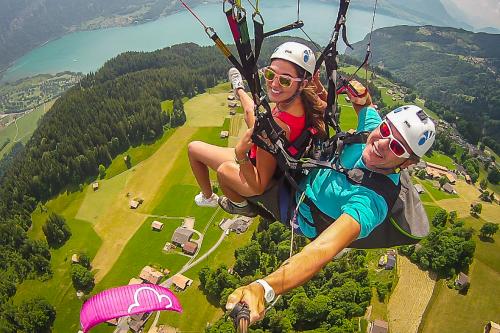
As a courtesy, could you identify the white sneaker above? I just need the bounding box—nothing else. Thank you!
[228,67,244,100]
[194,192,219,207]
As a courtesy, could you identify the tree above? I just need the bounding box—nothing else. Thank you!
[78,252,91,270]
[71,264,95,293]
[480,222,499,238]
[432,208,448,227]
[14,298,56,333]
[470,203,482,216]
[487,167,499,185]
[448,211,457,224]
[417,169,427,179]
[479,179,488,190]
[439,176,448,188]
[42,213,71,248]
[98,164,106,179]
[479,190,492,202]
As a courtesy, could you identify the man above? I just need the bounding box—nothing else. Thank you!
[223,81,436,324]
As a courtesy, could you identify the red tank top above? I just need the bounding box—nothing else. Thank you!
[249,107,306,160]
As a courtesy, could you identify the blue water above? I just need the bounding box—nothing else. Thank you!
[1,1,415,83]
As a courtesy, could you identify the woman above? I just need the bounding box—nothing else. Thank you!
[188,42,326,214]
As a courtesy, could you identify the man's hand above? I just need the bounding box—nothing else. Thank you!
[226,282,266,325]
[346,80,373,114]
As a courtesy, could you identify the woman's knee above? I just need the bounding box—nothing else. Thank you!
[188,141,203,158]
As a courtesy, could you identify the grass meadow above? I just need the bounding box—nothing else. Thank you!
[419,216,500,333]
[423,151,456,170]
[0,99,55,158]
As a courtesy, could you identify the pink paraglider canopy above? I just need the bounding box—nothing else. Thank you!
[80,284,182,332]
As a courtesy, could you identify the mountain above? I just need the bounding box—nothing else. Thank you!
[347,25,500,152]
[0,0,204,71]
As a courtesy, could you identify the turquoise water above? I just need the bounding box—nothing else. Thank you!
[1,1,415,83]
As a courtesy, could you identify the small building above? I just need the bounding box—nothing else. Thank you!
[163,242,175,252]
[128,278,143,285]
[426,162,449,172]
[227,94,235,100]
[92,182,99,191]
[71,254,79,263]
[465,174,472,184]
[445,172,456,184]
[369,319,388,333]
[76,290,84,298]
[130,200,140,209]
[229,216,253,234]
[151,220,164,231]
[455,272,470,290]
[228,101,238,108]
[229,109,236,115]
[182,241,198,255]
[385,254,396,270]
[442,183,456,194]
[414,184,425,194]
[139,266,164,284]
[484,321,500,333]
[172,274,193,291]
[172,227,194,246]
[220,130,229,138]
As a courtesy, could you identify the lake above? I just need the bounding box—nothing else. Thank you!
[1,1,415,83]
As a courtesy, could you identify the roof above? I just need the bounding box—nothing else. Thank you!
[183,217,195,229]
[442,183,455,193]
[139,266,164,284]
[370,319,388,333]
[151,221,164,230]
[385,256,396,269]
[414,184,425,193]
[172,274,193,290]
[92,182,99,189]
[71,254,79,263]
[455,272,469,286]
[130,200,140,208]
[182,241,198,254]
[445,173,456,182]
[426,162,449,172]
[172,227,194,245]
[128,278,143,285]
[220,130,229,138]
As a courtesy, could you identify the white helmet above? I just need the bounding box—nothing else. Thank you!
[270,42,315,76]
[386,105,436,157]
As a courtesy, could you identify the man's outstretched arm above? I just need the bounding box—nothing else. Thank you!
[226,213,361,324]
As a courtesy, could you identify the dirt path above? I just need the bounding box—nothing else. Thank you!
[387,256,436,333]
[92,126,196,282]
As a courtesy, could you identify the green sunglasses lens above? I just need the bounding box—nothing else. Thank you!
[278,76,292,87]
[264,68,275,81]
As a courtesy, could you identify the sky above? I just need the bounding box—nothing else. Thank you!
[443,0,500,29]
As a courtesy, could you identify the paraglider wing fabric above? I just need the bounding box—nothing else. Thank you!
[80,284,182,332]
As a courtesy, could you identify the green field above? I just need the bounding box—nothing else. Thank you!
[419,217,500,333]
[423,151,456,170]
[0,99,55,158]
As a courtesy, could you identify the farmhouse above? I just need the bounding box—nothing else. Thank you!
[385,254,396,270]
[228,101,238,108]
[182,241,198,255]
[71,254,79,263]
[130,200,140,209]
[442,183,457,194]
[369,319,388,333]
[227,94,235,100]
[229,109,236,115]
[172,227,194,246]
[220,130,229,138]
[151,220,164,231]
[455,272,469,290]
[128,278,143,285]
[172,274,193,291]
[139,266,164,284]
[92,182,99,191]
[182,217,195,229]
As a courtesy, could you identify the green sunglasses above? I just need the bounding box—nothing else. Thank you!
[260,67,303,88]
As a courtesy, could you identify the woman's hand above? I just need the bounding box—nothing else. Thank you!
[226,283,266,325]
[235,127,254,159]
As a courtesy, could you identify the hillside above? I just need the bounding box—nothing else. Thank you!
[347,25,500,153]
[0,0,206,71]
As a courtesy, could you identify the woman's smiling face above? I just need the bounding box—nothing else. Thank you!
[265,59,302,103]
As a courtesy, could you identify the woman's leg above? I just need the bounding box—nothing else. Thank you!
[216,161,262,201]
[188,141,235,198]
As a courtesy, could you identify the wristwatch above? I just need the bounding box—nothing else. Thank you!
[235,154,250,165]
[255,279,275,303]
